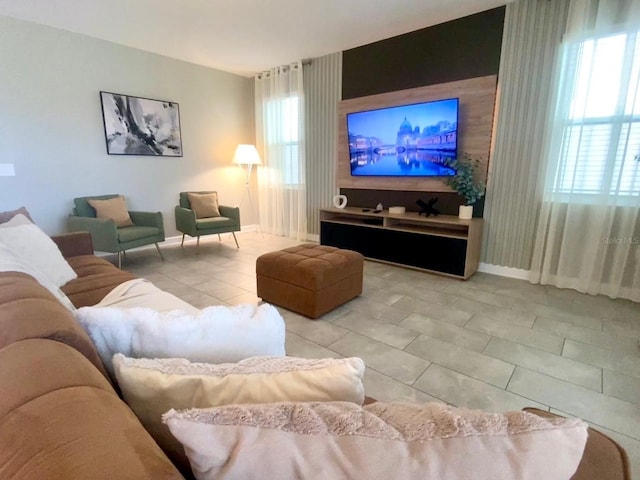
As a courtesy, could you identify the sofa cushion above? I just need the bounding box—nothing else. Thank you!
[0,242,75,311]
[187,192,220,218]
[62,255,136,307]
[114,354,365,473]
[0,206,33,224]
[88,195,134,227]
[75,302,285,376]
[164,402,588,480]
[0,223,77,287]
[0,272,110,380]
[0,213,32,227]
[0,387,184,480]
[0,339,115,418]
[524,408,632,480]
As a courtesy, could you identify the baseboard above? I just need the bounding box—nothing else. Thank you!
[478,262,530,280]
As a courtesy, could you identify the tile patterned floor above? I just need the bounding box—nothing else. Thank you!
[122,231,640,476]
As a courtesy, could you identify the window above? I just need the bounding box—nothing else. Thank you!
[265,96,302,186]
[552,30,640,197]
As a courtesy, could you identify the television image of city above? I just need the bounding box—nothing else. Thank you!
[348,98,458,177]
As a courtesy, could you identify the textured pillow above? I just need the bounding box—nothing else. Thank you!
[0,223,77,287]
[0,213,33,227]
[114,355,365,472]
[74,303,285,376]
[88,196,134,227]
[0,206,33,224]
[187,192,220,218]
[0,243,75,311]
[164,402,588,480]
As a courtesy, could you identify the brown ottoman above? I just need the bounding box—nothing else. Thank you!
[256,244,364,319]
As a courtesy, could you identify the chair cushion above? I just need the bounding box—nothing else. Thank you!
[88,196,134,227]
[117,226,162,243]
[188,192,220,218]
[74,194,119,218]
[196,216,236,230]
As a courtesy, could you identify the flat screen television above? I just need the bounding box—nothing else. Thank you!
[347,97,459,177]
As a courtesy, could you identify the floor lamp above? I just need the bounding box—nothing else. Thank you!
[232,144,263,237]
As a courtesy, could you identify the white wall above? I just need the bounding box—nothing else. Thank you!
[0,15,255,235]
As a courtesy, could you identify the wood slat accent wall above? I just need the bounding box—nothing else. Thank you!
[337,74,497,192]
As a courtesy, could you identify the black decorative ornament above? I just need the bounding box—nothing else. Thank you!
[416,197,440,217]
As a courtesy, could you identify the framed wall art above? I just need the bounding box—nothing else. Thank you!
[99,91,183,156]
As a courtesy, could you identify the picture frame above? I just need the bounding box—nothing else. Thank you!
[99,91,183,157]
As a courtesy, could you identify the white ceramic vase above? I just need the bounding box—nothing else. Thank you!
[458,205,473,220]
[332,194,348,209]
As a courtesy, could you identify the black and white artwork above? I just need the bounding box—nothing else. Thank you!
[100,91,182,156]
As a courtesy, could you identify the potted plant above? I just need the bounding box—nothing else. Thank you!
[444,154,486,220]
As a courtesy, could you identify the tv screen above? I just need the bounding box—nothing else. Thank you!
[347,98,459,177]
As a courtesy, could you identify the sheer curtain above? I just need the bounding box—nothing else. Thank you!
[255,62,307,240]
[531,0,640,301]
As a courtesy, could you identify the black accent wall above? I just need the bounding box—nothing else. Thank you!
[342,7,506,99]
[340,7,505,217]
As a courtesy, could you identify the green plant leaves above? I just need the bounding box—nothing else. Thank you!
[444,153,486,205]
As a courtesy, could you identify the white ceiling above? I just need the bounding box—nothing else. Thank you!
[0,0,510,77]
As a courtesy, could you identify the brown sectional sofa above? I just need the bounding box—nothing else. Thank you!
[0,232,631,479]
[0,233,184,479]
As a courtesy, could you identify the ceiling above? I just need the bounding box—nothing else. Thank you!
[0,0,510,77]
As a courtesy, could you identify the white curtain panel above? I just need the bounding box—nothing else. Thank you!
[255,62,307,240]
[531,0,640,301]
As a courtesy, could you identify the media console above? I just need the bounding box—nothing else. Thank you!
[320,207,483,279]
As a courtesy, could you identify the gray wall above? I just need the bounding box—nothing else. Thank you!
[0,15,255,236]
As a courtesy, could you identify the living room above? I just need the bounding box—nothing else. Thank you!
[0,0,639,479]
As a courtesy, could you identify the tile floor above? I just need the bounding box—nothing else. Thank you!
[122,231,640,476]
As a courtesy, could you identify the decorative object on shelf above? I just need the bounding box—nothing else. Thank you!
[99,91,182,157]
[388,206,406,214]
[444,153,486,220]
[416,197,440,217]
[233,144,263,237]
[333,194,348,209]
[376,203,383,211]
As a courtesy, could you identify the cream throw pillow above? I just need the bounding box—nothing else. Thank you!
[164,402,588,480]
[0,223,77,288]
[114,355,365,472]
[0,213,33,227]
[88,196,134,227]
[0,243,76,311]
[187,192,220,218]
[0,206,33,224]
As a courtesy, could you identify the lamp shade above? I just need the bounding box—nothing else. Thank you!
[232,144,262,165]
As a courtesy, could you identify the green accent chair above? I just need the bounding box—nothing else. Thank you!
[175,191,240,253]
[68,194,165,269]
